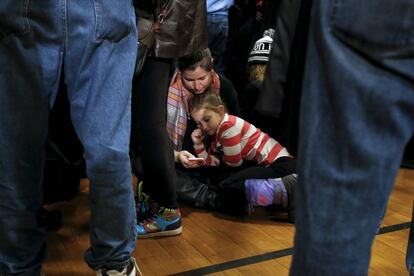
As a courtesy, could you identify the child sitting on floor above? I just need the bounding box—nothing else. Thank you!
[188,90,297,221]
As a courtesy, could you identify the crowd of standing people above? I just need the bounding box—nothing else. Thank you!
[1,0,413,275]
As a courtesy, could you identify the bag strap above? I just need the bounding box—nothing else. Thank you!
[154,0,174,32]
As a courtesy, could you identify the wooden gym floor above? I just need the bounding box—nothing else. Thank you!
[43,168,414,275]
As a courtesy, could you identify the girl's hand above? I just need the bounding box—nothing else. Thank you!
[178,150,205,168]
[191,129,204,145]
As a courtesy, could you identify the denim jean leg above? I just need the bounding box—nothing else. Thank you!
[291,0,414,275]
[207,14,228,74]
[62,0,138,270]
[0,1,63,275]
[375,204,387,234]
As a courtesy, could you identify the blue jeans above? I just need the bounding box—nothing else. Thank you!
[207,14,229,75]
[0,0,137,274]
[290,0,414,275]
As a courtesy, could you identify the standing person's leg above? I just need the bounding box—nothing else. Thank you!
[131,57,182,238]
[0,1,62,274]
[64,0,138,272]
[207,14,229,75]
[291,0,414,275]
[132,57,177,208]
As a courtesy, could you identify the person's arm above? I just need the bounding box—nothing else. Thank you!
[219,123,244,167]
[191,129,220,166]
[193,143,220,166]
[174,149,205,168]
[173,149,181,163]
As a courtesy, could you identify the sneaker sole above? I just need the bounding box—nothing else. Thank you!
[136,226,182,239]
[131,257,143,276]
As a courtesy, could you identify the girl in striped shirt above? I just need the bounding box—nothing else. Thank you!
[189,91,297,221]
[190,91,291,167]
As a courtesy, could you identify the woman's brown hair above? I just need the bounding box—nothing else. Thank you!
[178,48,214,72]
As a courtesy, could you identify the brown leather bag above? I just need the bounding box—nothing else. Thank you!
[134,0,174,75]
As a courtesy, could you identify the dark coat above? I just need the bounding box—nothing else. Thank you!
[254,0,313,156]
[134,0,208,58]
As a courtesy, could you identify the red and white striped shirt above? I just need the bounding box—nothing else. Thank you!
[194,114,290,167]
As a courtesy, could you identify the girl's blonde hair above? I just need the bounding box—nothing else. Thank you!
[249,64,267,81]
[188,89,225,115]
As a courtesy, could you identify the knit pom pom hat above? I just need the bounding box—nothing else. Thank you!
[248,28,275,65]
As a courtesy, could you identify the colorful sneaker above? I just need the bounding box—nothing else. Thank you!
[135,181,157,221]
[95,257,143,276]
[136,207,182,238]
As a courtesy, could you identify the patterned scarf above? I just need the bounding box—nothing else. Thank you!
[166,69,220,150]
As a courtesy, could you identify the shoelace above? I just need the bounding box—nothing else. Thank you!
[158,207,180,218]
[139,207,178,225]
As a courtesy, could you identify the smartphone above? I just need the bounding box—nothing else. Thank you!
[188,157,204,161]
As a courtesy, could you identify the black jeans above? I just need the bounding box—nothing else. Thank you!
[174,158,296,216]
[175,164,237,210]
[217,158,297,216]
[131,56,178,208]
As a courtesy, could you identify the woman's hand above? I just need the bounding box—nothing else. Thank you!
[191,129,204,145]
[177,150,205,169]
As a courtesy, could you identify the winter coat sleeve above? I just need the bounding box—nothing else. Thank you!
[254,0,302,119]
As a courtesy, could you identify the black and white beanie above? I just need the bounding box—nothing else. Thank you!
[248,28,275,65]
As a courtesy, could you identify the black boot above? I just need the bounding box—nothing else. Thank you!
[282,174,297,223]
[176,170,220,210]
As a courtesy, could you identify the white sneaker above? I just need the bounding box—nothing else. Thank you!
[95,257,142,276]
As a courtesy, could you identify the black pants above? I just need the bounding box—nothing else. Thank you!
[219,158,296,188]
[175,164,237,210]
[216,158,297,216]
[175,158,296,216]
[131,57,178,208]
